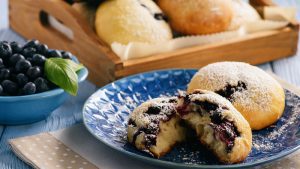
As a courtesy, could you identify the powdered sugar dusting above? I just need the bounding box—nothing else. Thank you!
[189,62,281,114]
[252,90,300,152]
[129,97,177,127]
[111,0,171,43]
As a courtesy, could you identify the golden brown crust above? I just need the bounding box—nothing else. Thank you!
[187,62,286,130]
[157,0,233,35]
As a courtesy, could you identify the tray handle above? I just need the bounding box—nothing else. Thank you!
[9,0,121,85]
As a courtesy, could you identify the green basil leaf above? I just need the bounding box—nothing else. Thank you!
[45,58,83,96]
[66,59,84,72]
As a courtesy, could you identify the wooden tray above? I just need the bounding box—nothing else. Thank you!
[9,0,299,86]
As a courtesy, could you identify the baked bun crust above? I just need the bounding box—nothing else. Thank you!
[127,97,186,157]
[188,62,285,130]
[95,0,172,45]
[157,0,233,35]
[177,90,252,163]
[228,0,261,30]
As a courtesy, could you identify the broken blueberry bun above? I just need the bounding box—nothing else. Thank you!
[127,97,186,158]
[177,90,252,164]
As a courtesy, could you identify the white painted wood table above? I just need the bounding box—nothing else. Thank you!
[0,0,299,168]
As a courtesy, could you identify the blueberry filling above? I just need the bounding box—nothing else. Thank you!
[132,120,159,149]
[128,119,137,127]
[145,106,161,115]
[168,98,177,103]
[210,120,240,152]
[130,103,177,148]
[194,100,219,112]
[176,93,240,152]
[215,81,247,102]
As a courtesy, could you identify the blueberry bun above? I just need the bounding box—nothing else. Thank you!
[188,62,285,130]
[177,90,252,163]
[95,0,172,45]
[127,97,186,157]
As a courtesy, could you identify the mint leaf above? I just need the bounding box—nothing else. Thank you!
[45,58,84,96]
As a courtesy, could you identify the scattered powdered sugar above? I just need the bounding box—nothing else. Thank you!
[129,97,177,127]
[124,96,137,108]
[252,140,276,151]
[252,91,300,151]
[189,62,281,113]
[267,94,300,140]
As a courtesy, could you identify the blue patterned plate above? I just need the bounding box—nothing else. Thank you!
[83,69,300,168]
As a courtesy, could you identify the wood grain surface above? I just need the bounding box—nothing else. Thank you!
[0,0,299,169]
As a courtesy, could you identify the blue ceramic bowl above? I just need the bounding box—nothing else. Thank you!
[0,57,88,125]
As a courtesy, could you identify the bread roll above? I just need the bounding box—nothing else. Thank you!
[228,0,261,30]
[188,62,285,130]
[157,0,233,35]
[95,0,172,45]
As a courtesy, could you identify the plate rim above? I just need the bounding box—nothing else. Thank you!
[83,68,300,169]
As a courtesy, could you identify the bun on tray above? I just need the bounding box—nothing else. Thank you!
[228,0,261,30]
[95,0,172,44]
[157,0,233,35]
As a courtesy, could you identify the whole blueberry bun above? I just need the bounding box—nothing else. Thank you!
[95,0,172,44]
[157,0,233,35]
[188,62,285,130]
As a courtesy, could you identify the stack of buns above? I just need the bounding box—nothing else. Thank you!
[67,0,261,45]
[127,62,285,164]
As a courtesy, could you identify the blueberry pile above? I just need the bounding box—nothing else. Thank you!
[0,40,73,96]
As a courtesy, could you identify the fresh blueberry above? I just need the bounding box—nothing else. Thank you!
[32,54,46,66]
[1,80,18,95]
[36,44,48,55]
[0,41,12,60]
[10,73,17,82]
[0,84,3,95]
[26,66,42,80]
[22,47,37,58]
[34,77,49,93]
[27,57,33,63]
[61,51,73,60]
[15,59,32,73]
[23,39,40,49]
[48,80,57,89]
[10,41,23,54]
[10,53,25,66]
[8,67,17,74]
[47,49,62,58]
[0,68,10,80]
[22,82,36,95]
[16,73,29,86]
[0,58,4,69]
